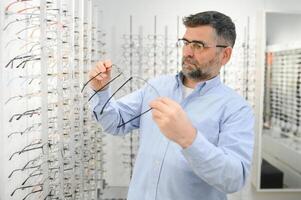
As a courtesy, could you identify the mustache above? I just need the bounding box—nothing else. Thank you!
[182,57,198,66]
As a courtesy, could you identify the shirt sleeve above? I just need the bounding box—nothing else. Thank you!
[89,87,144,135]
[181,104,254,193]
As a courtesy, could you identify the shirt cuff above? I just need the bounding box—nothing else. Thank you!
[88,87,111,111]
[181,131,215,165]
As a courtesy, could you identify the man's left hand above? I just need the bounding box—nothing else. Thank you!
[149,97,197,148]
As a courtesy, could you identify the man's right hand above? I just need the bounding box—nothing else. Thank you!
[88,60,113,91]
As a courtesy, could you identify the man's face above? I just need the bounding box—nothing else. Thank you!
[181,26,224,81]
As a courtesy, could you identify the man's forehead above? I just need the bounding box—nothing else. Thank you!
[183,26,216,41]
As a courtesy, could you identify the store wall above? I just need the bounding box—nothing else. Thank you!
[101,0,262,61]
[266,13,301,46]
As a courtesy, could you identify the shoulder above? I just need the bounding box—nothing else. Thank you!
[140,74,178,97]
[147,74,176,85]
[146,74,177,90]
[217,84,253,114]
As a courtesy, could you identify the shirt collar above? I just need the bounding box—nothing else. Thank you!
[175,71,221,95]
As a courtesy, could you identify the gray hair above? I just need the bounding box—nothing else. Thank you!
[183,11,236,47]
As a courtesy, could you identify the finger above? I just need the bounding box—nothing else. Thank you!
[94,64,102,74]
[104,60,112,69]
[89,69,99,79]
[95,61,107,73]
[151,97,171,107]
[149,99,163,109]
[149,99,170,113]
[96,73,106,81]
[90,66,104,79]
[102,60,113,77]
[151,97,174,107]
[92,68,102,80]
[159,97,182,111]
[151,108,164,119]
[159,97,178,106]
[107,67,112,72]
[89,68,106,81]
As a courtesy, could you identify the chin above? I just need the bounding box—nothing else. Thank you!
[181,66,190,73]
[183,64,195,70]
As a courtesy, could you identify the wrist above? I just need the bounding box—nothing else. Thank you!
[178,127,197,149]
[91,85,109,92]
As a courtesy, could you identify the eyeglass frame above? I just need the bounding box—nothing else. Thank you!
[82,65,161,128]
[177,38,228,52]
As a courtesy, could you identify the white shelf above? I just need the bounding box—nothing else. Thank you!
[266,41,301,52]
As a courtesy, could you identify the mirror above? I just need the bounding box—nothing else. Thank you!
[254,11,301,191]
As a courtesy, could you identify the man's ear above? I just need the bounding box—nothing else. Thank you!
[221,47,232,66]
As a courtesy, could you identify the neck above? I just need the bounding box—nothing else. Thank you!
[183,74,218,88]
[183,77,198,88]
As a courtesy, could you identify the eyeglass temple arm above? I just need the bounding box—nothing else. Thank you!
[81,64,116,93]
[88,72,123,102]
[117,107,152,128]
[81,71,103,93]
[100,77,133,115]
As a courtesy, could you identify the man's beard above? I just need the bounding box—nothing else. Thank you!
[181,56,220,81]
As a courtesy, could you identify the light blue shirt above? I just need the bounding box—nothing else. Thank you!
[90,73,254,200]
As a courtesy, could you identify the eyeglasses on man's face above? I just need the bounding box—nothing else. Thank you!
[177,38,228,52]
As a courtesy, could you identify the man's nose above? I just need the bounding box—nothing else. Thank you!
[183,45,194,57]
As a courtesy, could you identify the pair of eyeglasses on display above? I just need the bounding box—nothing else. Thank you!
[9,107,41,122]
[5,86,72,107]
[4,0,65,16]
[9,138,41,160]
[146,34,164,41]
[21,167,44,186]
[5,54,55,69]
[3,15,40,31]
[8,137,62,161]
[5,34,60,55]
[11,173,58,199]
[81,65,161,128]
[15,21,68,39]
[122,34,139,40]
[10,182,43,197]
[7,122,41,138]
[8,154,58,179]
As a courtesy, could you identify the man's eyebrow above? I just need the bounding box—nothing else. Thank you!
[191,40,206,45]
[182,37,206,45]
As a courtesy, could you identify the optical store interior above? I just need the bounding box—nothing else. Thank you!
[1,0,301,200]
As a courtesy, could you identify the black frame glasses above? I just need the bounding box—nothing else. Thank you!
[177,38,228,52]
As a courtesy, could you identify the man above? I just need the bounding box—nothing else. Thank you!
[89,11,254,200]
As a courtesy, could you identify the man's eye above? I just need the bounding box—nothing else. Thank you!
[193,43,202,49]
